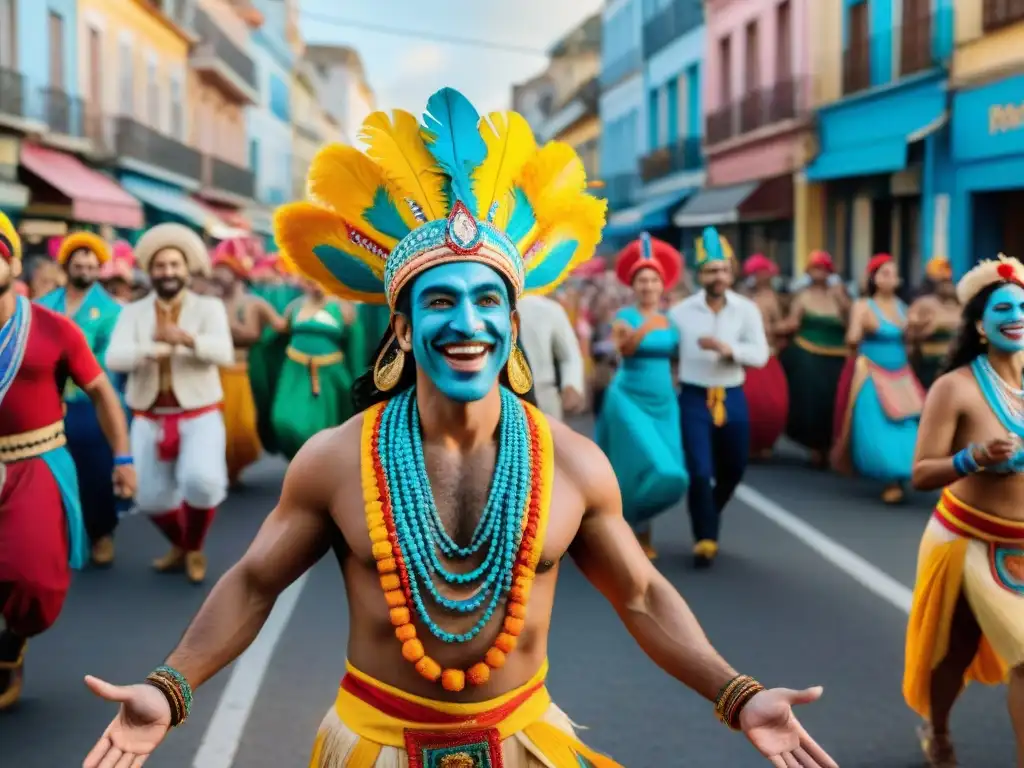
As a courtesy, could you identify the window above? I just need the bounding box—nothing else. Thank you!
[170,72,183,140]
[0,0,15,69]
[647,88,659,151]
[146,58,159,129]
[776,1,792,80]
[48,12,64,89]
[719,35,732,104]
[685,63,701,137]
[269,74,290,123]
[844,1,870,94]
[666,79,678,145]
[249,138,259,177]
[88,27,102,103]
[744,21,759,92]
[119,40,134,116]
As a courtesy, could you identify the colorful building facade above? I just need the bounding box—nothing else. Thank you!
[948,3,1024,273]
[292,53,344,200]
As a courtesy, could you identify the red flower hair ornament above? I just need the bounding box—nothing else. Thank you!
[956,254,1024,305]
[614,232,682,290]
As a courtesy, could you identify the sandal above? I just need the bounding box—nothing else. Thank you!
[917,722,957,767]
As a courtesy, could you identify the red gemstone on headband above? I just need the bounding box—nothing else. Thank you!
[998,263,1015,280]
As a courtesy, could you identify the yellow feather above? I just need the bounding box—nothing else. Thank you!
[513,143,588,251]
[306,143,414,250]
[273,202,388,305]
[359,110,448,221]
[0,211,21,261]
[523,195,606,295]
[473,111,536,227]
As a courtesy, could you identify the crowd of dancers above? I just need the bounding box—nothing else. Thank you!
[1,83,1023,768]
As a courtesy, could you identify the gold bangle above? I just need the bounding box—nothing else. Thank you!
[714,675,752,722]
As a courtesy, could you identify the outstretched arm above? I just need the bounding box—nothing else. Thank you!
[567,441,737,701]
[162,430,337,688]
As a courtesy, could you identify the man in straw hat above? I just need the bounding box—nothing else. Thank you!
[83,87,835,768]
[0,213,134,710]
[105,222,233,584]
[906,254,1024,767]
[37,231,126,566]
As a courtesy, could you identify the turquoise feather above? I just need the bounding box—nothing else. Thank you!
[313,245,387,293]
[524,240,578,292]
[364,187,411,240]
[702,226,725,262]
[422,88,486,215]
[505,188,535,243]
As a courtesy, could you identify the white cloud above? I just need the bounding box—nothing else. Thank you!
[394,44,447,78]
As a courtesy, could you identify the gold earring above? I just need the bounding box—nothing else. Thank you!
[373,334,406,392]
[506,343,533,395]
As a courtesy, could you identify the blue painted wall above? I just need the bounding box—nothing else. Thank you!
[602,0,640,86]
[248,0,294,207]
[17,0,79,108]
[599,0,645,185]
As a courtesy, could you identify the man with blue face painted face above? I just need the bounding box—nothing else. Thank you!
[907,254,1024,767]
[81,89,837,768]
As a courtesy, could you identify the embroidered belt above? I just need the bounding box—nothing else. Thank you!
[935,489,1024,596]
[134,404,220,462]
[793,335,848,357]
[0,420,67,462]
[286,348,344,397]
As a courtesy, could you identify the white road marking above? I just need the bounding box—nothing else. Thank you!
[735,484,913,614]
[192,572,310,768]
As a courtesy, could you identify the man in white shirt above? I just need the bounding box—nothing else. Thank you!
[668,227,769,568]
[516,293,585,420]
[106,224,234,584]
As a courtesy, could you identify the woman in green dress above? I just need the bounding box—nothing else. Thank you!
[270,278,364,458]
[907,257,960,389]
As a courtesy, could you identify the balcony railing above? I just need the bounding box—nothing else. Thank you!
[984,0,1024,33]
[602,172,640,210]
[204,155,255,199]
[705,104,737,145]
[640,136,703,182]
[191,8,258,95]
[643,0,704,59]
[115,116,202,181]
[39,87,89,137]
[600,48,642,90]
[843,17,947,97]
[0,68,26,119]
[705,79,804,146]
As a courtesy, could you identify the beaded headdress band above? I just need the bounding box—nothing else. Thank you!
[957,253,1024,305]
[273,87,607,309]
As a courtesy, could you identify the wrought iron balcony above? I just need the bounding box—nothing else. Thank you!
[984,0,1024,33]
[602,172,640,210]
[38,87,89,137]
[0,68,27,120]
[203,154,255,199]
[115,116,202,181]
[643,0,704,59]
[705,104,737,145]
[190,7,258,102]
[639,136,703,183]
[600,48,642,90]
[734,79,802,136]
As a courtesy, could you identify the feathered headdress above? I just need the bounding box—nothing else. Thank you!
[0,212,21,264]
[273,87,607,308]
[615,232,682,289]
[957,254,1024,305]
[694,226,735,268]
[57,232,111,266]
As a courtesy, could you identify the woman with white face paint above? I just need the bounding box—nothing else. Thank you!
[905,255,1024,767]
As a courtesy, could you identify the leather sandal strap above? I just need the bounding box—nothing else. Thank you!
[0,642,26,670]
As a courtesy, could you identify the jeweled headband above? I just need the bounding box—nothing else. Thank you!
[957,253,1024,305]
[273,87,607,308]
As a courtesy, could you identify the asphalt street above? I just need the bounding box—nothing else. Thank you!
[1,442,1018,767]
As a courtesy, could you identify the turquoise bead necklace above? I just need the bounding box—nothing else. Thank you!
[378,386,533,643]
[972,356,1024,436]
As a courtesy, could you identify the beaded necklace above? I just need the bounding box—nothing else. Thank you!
[971,356,1024,436]
[361,387,553,691]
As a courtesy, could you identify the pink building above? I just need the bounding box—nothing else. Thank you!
[676,0,816,274]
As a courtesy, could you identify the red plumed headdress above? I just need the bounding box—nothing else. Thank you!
[614,232,682,290]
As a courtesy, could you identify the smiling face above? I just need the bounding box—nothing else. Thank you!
[149,247,189,300]
[980,282,1024,353]
[632,266,664,308]
[396,261,515,403]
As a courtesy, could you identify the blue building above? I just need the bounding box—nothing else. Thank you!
[247,0,295,243]
[601,0,705,247]
[805,0,954,283]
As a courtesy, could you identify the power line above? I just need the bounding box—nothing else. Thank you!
[299,11,551,56]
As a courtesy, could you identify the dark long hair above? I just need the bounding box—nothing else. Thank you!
[351,289,538,412]
[941,281,1002,375]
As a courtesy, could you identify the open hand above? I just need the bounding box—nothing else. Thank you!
[975,437,1018,468]
[82,676,171,767]
[739,687,838,767]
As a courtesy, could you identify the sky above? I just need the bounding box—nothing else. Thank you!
[298,0,602,115]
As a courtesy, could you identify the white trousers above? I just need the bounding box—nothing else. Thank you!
[132,410,228,513]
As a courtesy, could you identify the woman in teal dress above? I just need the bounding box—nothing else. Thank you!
[831,254,925,503]
[269,279,364,459]
[595,233,688,559]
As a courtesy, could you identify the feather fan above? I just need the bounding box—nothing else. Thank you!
[522,195,606,294]
[421,88,487,215]
[306,143,415,249]
[360,110,448,221]
[273,202,388,304]
[472,111,536,228]
[511,143,587,251]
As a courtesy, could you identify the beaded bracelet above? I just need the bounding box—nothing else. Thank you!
[952,444,981,477]
[714,674,766,731]
[144,665,193,727]
[113,455,134,466]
